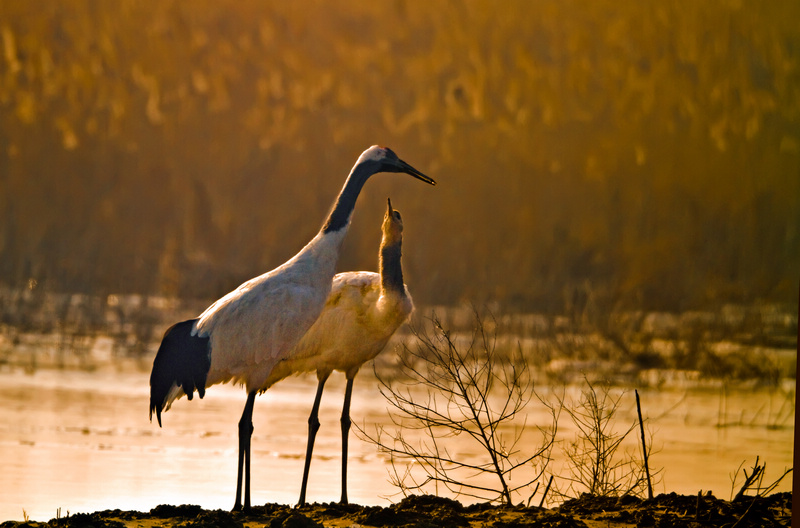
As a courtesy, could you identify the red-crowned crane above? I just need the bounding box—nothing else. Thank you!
[149,146,435,511]
[263,198,414,506]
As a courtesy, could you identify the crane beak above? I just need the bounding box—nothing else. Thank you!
[396,159,436,186]
[387,197,393,214]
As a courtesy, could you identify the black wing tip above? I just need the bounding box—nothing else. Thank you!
[149,318,211,427]
[149,403,163,427]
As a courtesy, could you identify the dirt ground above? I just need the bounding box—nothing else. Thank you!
[0,493,790,528]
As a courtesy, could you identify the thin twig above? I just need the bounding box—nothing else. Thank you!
[635,390,653,499]
[539,475,553,507]
[526,482,540,507]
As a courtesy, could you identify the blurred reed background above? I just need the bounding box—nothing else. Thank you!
[0,0,797,327]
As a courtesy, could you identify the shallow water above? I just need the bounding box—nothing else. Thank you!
[0,367,793,522]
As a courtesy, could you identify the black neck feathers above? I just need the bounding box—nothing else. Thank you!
[321,162,375,234]
[380,241,404,294]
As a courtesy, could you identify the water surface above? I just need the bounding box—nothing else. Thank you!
[0,367,793,522]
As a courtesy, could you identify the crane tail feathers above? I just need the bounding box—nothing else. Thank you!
[149,319,211,426]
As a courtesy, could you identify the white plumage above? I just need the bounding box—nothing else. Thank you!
[266,272,412,384]
[197,228,349,391]
[149,146,434,510]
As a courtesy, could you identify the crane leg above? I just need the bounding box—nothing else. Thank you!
[234,391,257,511]
[340,376,355,504]
[297,374,329,506]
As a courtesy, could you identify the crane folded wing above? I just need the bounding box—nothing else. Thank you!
[149,319,211,426]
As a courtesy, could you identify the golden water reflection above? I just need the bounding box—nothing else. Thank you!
[0,368,793,522]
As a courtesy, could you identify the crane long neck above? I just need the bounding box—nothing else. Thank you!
[380,239,404,295]
[321,163,373,234]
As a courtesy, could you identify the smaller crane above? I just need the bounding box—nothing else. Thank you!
[265,199,415,505]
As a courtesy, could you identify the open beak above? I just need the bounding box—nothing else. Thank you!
[397,159,436,186]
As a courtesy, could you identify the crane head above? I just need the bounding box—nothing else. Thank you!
[383,197,404,243]
[359,146,436,186]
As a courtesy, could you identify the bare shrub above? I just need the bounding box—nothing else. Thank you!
[358,309,559,505]
[551,379,660,501]
[730,456,792,501]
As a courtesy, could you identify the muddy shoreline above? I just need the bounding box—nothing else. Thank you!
[1,493,791,528]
